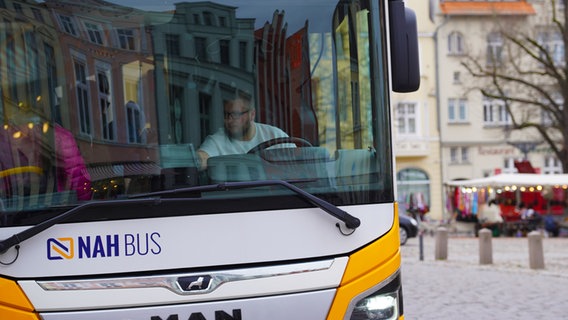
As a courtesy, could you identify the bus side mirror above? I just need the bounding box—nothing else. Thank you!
[389,0,420,93]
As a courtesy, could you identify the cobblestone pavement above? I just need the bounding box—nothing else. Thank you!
[400,234,568,319]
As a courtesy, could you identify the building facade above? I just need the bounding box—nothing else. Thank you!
[398,0,566,221]
[393,0,443,220]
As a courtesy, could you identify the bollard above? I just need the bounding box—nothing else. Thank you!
[528,231,545,269]
[419,231,424,261]
[435,227,448,260]
[478,228,493,265]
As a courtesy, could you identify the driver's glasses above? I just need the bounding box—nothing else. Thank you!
[224,109,250,120]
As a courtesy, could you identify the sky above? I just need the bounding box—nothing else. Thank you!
[101,0,334,31]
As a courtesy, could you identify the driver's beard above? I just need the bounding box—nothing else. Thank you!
[225,122,251,141]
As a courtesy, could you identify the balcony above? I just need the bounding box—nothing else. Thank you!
[394,138,430,157]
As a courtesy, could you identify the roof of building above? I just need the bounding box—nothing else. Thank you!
[440,1,536,16]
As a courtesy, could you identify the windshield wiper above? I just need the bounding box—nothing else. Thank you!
[0,180,361,255]
[0,198,159,255]
[131,180,361,231]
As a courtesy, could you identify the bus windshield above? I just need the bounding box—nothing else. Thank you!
[0,0,393,224]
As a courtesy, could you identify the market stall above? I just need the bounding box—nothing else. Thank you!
[444,174,568,236]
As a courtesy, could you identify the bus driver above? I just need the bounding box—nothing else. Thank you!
[197,94,289,170]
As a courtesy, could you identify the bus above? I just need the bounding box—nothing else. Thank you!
[0,0,419,319]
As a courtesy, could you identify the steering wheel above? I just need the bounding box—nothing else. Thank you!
[247,137,313,154]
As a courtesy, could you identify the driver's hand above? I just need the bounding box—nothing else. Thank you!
[197,150,210,171]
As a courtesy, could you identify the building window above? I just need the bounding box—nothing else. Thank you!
[396,102,417,136]
[74,59,91,135]
[13,3,23,14]
[448,98,467,123]
[195,37,207,62]
[32,8,44,22]
[58,15,77,36]
[220,40,230,65]
[543,156,562,174]
[126,101,143,143]
[542,110,555,126]
[117,29,136,50]
[483,97,510,126]
[24,31,41,109]
[239,41,248,69]
[487,32,503,66]
[169,85,184,143]
[448,31,464,55]
[453,71,461,83]
[219,16,227,27]
[461,147,469,163]
[165,34,180,56]
[193,13,200,25]
[85,22,104,45]
[199,92,212,139]
[6,19,17,101]
[537,31,565,66]
[97,67,115,141]
[540,96,562,126]
[450,147,468,164]
[123,63,145,144]
[45,43,61,124]
[203,11,214,26]
[450,147,458,163]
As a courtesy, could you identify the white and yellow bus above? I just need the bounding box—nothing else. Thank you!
[0,0,419,319]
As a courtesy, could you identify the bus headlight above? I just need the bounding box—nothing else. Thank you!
[350,292,399,320]
[345,272,402,320]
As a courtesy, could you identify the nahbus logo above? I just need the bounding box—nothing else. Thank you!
[47,232,161,261]
[47,237,75,260]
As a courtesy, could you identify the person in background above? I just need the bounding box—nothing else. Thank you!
[544,213,559,237]
[518,202,528,220]
[519,203,543,232]
[523,204,536,220]
[476,199,504,236]
[197,93,289,170]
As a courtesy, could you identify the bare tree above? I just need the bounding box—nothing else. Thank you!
[461,0,568,172]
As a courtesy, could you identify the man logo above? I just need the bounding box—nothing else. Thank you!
[177,275,212,292]
[47,238,75,260]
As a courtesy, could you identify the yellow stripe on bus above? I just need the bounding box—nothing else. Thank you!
[0,166,43,178]
[327,203,402,319]
[0,277,39,320]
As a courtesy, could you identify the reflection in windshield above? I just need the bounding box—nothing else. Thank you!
[0,0,391,218]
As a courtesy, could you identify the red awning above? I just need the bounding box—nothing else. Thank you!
[87,162,161,181]
[514,160,536,174]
